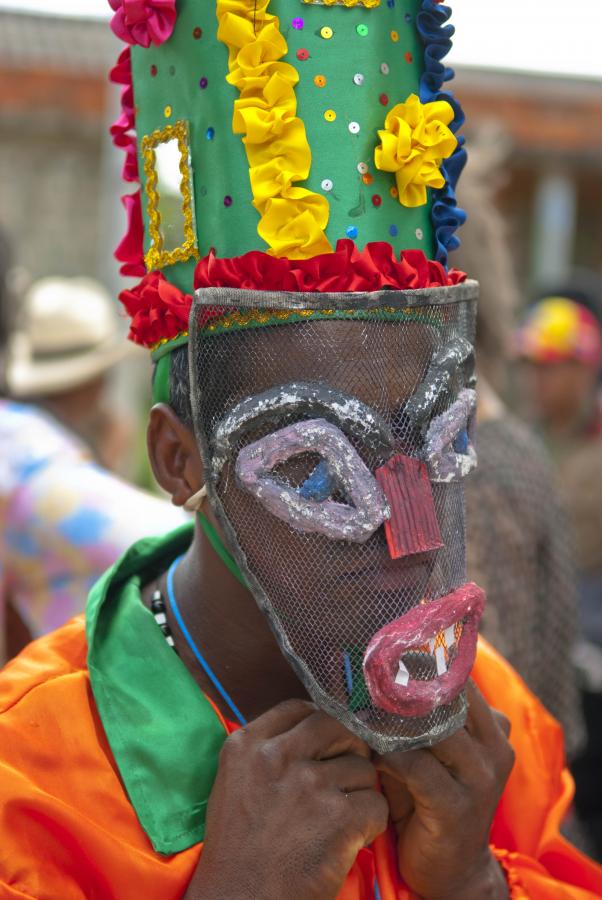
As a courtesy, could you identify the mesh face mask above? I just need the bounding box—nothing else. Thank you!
[189,282,482,752]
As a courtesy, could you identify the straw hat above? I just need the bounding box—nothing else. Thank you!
[5,277,137,398]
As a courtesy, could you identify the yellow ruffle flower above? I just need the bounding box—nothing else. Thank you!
[374,94,458,208]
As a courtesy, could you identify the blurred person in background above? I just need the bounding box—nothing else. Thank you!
[6,276,135,473]
[516,286,602,857]
[515,290,602,566]
[0,230,187,664]
[452,133,586,762]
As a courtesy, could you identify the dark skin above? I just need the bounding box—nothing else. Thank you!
[147,404,514,899]
[522,359,598,436]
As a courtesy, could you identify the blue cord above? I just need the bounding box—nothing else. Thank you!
[373,877,382,899]
[166,554,248,726]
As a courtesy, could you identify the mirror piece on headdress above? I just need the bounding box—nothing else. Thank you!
[141,120,198,270]
[154,139,188,252]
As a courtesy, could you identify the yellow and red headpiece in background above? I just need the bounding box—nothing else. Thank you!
[516,297,602,368]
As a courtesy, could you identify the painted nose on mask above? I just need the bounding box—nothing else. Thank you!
[375,453,443,560]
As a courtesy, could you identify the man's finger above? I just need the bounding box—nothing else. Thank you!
[465,681,511,745]
[492,708,511,738]
[374,747,458,810]
[314,754,377,794]
[426,687,512,782]
[282,709,371,761]
[380,771,414,827]
[345,788,390,847]
[427,723,482,778]
[243,698,317,740]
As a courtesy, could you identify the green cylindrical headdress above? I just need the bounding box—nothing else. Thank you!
[109,0,467,365]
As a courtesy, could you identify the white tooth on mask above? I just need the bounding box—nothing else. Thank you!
[395,659,410,686]
[444,625,456,649]
[428,637,436,654]
[435,645,447,676]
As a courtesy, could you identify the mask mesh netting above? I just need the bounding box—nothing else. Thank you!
[190,296,477,752]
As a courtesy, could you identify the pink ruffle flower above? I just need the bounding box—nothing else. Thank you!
[109,0,177,48]
[110,48,138,183]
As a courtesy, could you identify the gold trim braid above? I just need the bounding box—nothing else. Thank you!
[203,305,432,335]
[302,0,380,6]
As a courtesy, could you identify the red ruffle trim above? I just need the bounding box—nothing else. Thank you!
[119,271,193,347]
[121,244,467,349]
[194,241,466,293]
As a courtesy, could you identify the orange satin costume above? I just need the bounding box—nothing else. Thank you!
[0,530,601,899]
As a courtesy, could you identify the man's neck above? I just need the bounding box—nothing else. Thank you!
[159,518,308,722]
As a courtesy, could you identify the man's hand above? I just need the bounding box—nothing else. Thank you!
[375,681,514,900]
[185,699,388,900]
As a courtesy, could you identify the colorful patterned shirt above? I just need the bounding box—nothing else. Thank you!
[0,399,187,653]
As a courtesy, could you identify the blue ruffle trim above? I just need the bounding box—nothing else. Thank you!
[417,0,467,267]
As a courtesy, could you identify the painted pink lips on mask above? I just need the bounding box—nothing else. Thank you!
[363,582,485,718]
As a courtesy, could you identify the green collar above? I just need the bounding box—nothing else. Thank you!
[86,522,228,855]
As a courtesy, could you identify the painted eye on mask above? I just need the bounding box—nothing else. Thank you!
[404,337,475,434]
[212,381,395,478]
[423,388,477,482]
[235,418,390,542]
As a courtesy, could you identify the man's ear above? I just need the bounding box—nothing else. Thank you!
[147,404,203,507]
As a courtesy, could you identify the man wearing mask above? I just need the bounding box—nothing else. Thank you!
[0,1,600,896]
